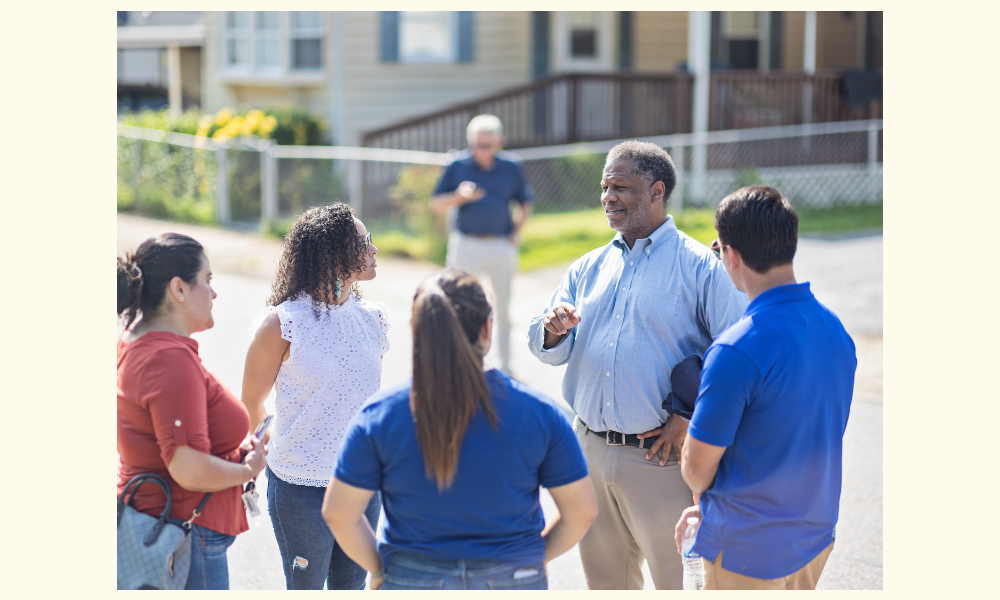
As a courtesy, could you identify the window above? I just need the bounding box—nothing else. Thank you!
[722,11,761,70]
[256,12,280,69]
[400,12,455,63]
[222,11,324,76]
[291,11,323,70]
[381,12,474,63]
[568,12,598,58]
[226,11,251,68]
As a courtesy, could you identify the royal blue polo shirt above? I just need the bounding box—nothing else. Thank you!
[334,369,588,569]
[433,150,534,236]
[688,282,856,580]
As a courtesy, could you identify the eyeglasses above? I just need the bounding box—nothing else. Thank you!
[473,143,495,150]
[362,232,372,254]
[710,239,730,259]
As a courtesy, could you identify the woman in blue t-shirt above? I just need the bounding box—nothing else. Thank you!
[321,269,597,590]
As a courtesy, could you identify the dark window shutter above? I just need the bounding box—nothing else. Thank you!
[532,12,549,79]
[769,11,783,70]
[619,12,633,70]
[381,11,399,62]
[457,12,474,62]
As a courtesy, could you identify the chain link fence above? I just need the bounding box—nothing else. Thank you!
[118,120,881,233]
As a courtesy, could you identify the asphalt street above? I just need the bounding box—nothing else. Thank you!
[117,214,882,590]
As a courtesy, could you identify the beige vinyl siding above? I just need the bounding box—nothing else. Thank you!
[817,11,864,69]
[633,11,688,72]
[783,11,805,71]
[340,11,532,146]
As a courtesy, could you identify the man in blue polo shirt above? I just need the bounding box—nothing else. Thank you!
[431,115,534,374]
[675,185,856,590]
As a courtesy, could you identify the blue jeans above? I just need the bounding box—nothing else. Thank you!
[266,466,381,590]
[167,519,236,590]
[380,552,548,590]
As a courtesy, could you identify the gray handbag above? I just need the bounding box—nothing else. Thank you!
[116,473,211,590]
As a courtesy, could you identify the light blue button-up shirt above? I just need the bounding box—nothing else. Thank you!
[527,216,749,434]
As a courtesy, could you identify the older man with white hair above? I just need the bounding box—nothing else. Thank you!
[430,114,534,374]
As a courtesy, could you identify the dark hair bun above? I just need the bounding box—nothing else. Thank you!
[117,255,144,316]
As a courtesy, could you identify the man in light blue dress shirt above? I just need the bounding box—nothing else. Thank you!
[527,141,748,589]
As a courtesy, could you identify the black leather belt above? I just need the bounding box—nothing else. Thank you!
[586,427,651,448]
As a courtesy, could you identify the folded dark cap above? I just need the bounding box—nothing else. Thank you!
[662,355,703,419]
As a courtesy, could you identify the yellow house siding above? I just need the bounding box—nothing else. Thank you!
[633,11,688,72]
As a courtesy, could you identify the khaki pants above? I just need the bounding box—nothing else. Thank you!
[446,232,517,372]
[573,417,693,590]
[703,542,835,590]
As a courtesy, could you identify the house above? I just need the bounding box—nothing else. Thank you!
[117,11,205,113]
[187,11,881,148]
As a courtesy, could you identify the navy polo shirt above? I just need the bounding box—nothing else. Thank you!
[334,369,588,569]
[688,282,856,580]
[433,150,534,236]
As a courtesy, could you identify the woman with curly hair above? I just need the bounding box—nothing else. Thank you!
[241,202,389,590]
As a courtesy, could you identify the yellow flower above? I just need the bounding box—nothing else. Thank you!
[258,115,278,138]
[215,108,234,126]
[243,109,265,136]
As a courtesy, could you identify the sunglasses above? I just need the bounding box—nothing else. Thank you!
[362,232,372,254]
[710,239,730,260]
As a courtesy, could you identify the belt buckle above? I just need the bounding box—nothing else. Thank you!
[606,431,625,446]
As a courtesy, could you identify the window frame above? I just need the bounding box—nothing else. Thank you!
[220,11,325,82]
[398,11,459,64]
[289,11,325,71]
[552,11,616,73]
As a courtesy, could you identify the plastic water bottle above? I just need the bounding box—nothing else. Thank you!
[681,516,704,590]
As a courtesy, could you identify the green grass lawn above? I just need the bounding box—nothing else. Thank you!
[265,202,882,272]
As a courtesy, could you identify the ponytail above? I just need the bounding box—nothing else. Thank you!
[411,269,496,489]
[116,233,205,331]
[117,253,145,330]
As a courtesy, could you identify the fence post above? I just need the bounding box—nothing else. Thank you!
[671,143,686,213]
[348,160,364,220]
[867,120,880,201]
[216,142,230,225]
[688,10,710,206]
[260,141,278,229]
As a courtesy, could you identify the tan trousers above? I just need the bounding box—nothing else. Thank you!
[573,417,693,590]
[446,232,517,372]
[703,542,835,590]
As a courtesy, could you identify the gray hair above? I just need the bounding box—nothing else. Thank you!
[466,114,504,145]
[605,140,678,201]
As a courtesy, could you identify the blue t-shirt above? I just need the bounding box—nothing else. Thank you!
[688,282,856,580]
[433,151,534,236]
[334,369,587,568]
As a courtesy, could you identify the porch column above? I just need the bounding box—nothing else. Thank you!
[688,10,711,206]
[167,45,182,113]
[802,11,817,124]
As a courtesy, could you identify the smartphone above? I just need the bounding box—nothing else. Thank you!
[253,415,274,442]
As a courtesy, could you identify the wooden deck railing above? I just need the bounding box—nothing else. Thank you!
[362,71,882,152]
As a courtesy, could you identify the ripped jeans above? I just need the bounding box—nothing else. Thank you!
[265,466,381,590]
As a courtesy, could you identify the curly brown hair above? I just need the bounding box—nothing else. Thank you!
[268,203,368,316]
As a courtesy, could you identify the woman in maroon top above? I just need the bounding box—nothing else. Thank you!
[117,233,267,590]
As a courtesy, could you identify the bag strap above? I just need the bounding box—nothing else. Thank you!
[181,492,213,531]
[118,473,172,527]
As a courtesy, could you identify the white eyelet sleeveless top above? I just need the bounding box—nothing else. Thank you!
[250,292,391,487]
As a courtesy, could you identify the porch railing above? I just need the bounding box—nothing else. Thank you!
[362,70,881,152]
